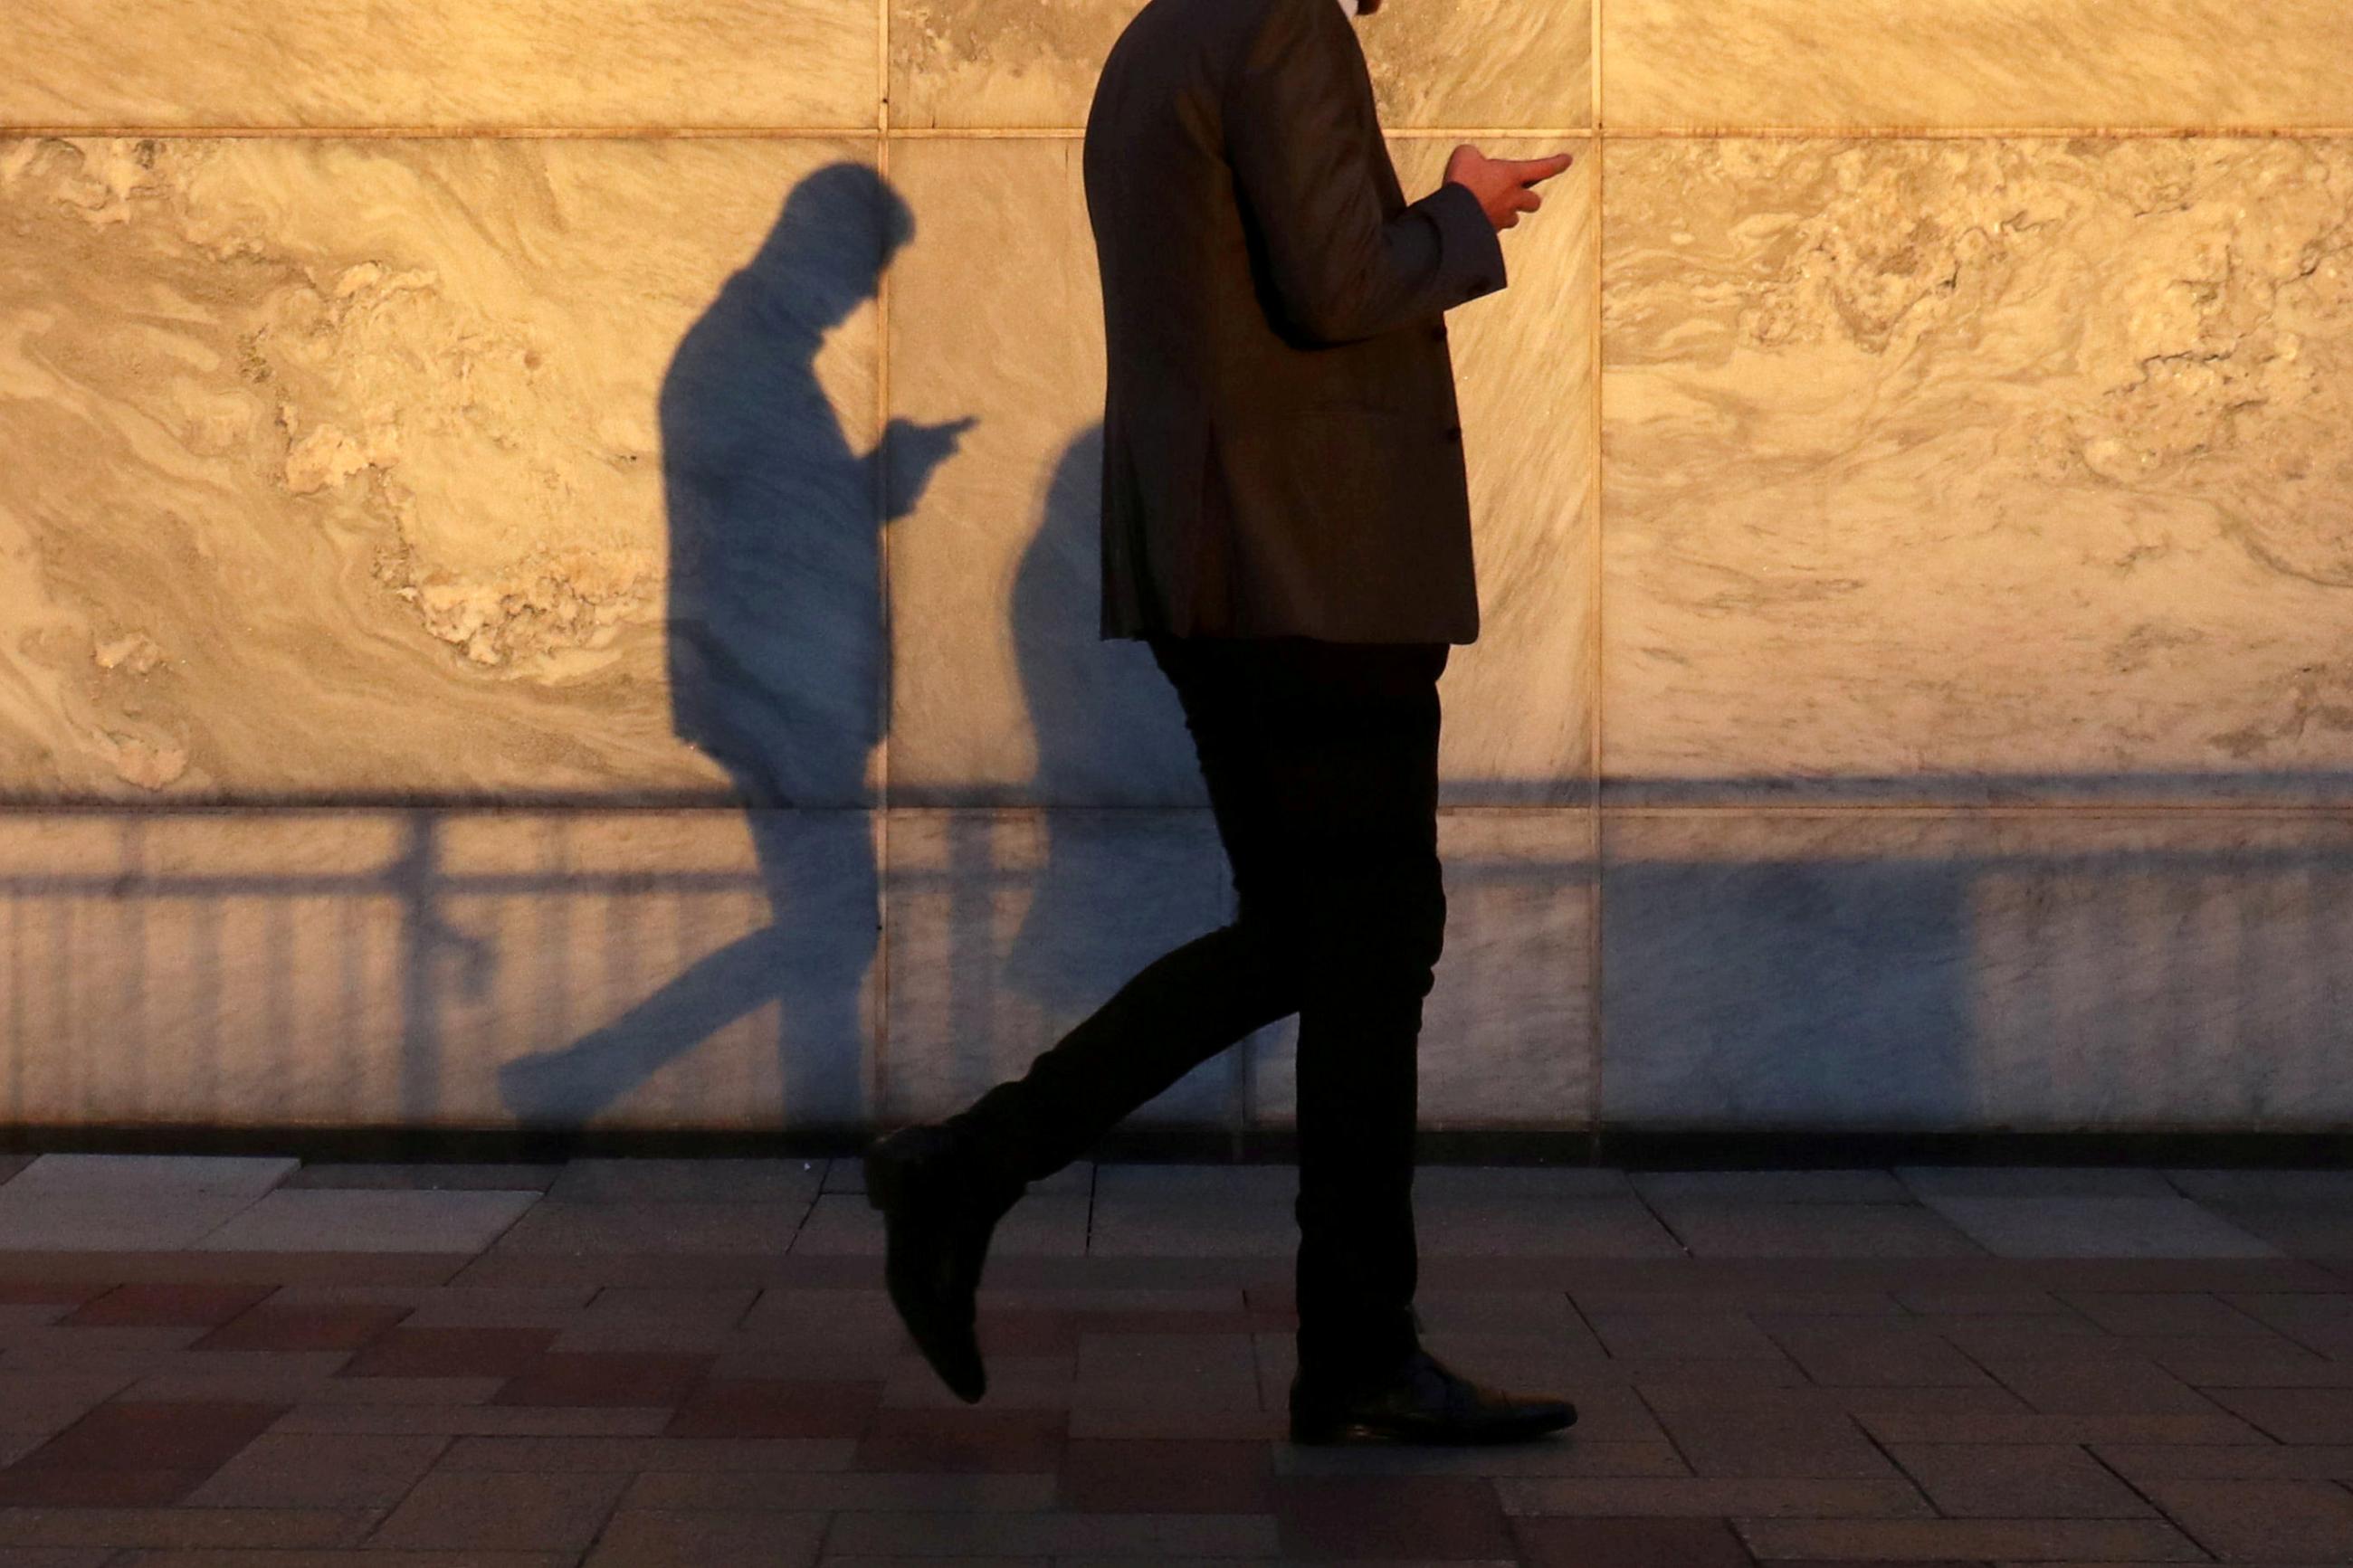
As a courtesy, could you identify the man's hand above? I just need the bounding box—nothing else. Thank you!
[1443,146,1576,232]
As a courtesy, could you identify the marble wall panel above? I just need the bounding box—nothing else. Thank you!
[1603,136,2353,805]
[889,0,1592,131]
[1605,0,2353,131]
[0,136,891,804]
[885,134,1595,805]
[1602,810,2353,1130]
[1247,810,1596,1130]
[3,2,877,129]
[0,808,882,1130]
[879,808,1243,1126]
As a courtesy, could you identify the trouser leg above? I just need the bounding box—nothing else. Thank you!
[938,634,1300,1199]
[1256,640,1450,1387]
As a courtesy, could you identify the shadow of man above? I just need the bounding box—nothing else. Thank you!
[499,161,972,1129]
[1002,422,1201,1016]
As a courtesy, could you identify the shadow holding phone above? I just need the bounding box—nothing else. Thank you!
[497,161,976,1129]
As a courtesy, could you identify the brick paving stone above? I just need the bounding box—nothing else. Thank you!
[1511,1515,1758,1568]
[581,1288,759,1327]
[1072,1330,1258,1389]
[181,1430,446,1507]
[1769,1325,2001,1388]
[492,1351,712,1408]
[443,1435,856,1472]
[367,1470,631,1554]
[13,1401,281,1473]
[120,1368,503,1407]
[2055,1292,2280,1337]
[1063,1407,1288,1440]
[1584,1310,1786,1361]
[1272,1474,1517,1559]
[624,1470,1055,1512]
[0,1506,374,1550]
[974,1310,1081,1357]
[1895,1285,2072,1316]
[1276,1439,1691,1479]
[0,1548,112,1567]
[0,1372,138,1439]
[115,1554,573,1567]
[0,1283,105,1307]
[271,1403,673,1437]
[1415,1199,1688,1259]
[586,1507,828,1567]
[1497,1477,1933,1519]
[1884,1444,2156,1518]
[0,1470,201,1507]
[667,1379,882,1440]
[342,1326,559,1379]
[2126,1477,2353,1562]
[888,1356,1081,1412]
[2205,1386,2353,1443]
[193,1302,410,1352]
[822,1509,1281,1556]
[1989,1361,2228,1416]
[2092,1442,2353,1482]
[852,1408,1065,1473]
[1637,1379,2031,1421]
[399,1288,599,1328]
[1734,1517,2207,1561]
[1634,1171,1914,1206]
[1648,1408,1900,1478]
[1859,1411,2269,1447]
[1920,1198,2280,1261]
[1059,1439,1277,1513]
[58,1285,272,1328]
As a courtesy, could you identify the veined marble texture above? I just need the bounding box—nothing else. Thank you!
[0,136,898,803]
[1606,0,2353,130]
[2,1,877,128]
[1603,811,2353,1129]
[1604,137,2353,803]
[889,0,1593,129]
[0,810,881,1129]
[885,135,1595,805]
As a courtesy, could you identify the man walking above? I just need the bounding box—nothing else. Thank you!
[865,0,1577,1445]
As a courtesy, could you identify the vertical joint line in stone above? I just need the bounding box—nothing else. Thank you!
[872,0,895,1119]
[1586,0,1608,1140]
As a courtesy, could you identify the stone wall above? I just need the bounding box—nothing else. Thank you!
[4,1,2350,1136]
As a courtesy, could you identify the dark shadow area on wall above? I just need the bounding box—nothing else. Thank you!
[493,162,972,1130]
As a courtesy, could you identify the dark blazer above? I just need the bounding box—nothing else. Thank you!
[1082,0,1507,645]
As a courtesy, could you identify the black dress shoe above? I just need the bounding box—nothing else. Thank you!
[863,1124,1020,1404]
[1289,1345,1577,1445]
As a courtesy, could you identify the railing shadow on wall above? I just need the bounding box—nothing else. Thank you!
[6,160,2353,1143]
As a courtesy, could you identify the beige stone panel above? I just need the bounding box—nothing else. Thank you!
[1602,809,2353,1130]
[2,2,876,128]
[0,809,880,1130]
[1248,809,1596,1129]
[0,136,889,803]
[1606,0,2353,130]
[880,808,1242,1125]
[886,135,1594,804]
[890,0,1592,130]
[1603,137,2353,805]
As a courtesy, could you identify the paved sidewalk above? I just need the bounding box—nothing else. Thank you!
[0,1155,2348,1565]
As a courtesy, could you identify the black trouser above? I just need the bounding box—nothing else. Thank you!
[944,633,1450,1384]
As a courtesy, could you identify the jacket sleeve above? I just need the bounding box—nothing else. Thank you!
[1222,0,1507,347]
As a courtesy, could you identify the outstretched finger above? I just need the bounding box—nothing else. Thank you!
[1510,152,1577,185]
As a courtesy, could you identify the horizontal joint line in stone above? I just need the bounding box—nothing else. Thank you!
[10,123,2353,140]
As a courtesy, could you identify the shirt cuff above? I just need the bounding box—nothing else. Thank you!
[1420,178,1508,304]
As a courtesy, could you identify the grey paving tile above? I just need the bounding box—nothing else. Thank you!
[284,1163,563,1192]
[195,1190,539,1253]
[1415,1198,1686,1258]
[1898,1165,2180,1199]
[0,1155,297,1250]
[1632,1169,1912,1204]
[366,1470,631,1553]
[823,1511,1280,1556]
[587,1508,828,1566]
[183,1432,448,1508]
[2166,1167,2353,1204]
[1654,1201,1984,1259]
[792,1193,1088,1257]
[1919,1196,2283,1259]
[490,1202,807,1255]
[1414,1164,1634,1201]
[546,1159,826,1205]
